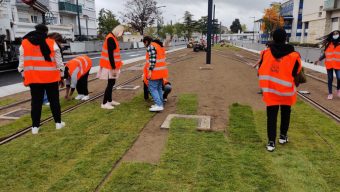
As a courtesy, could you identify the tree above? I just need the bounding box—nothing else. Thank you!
[159,24,174,39]
[183,11,195,40]
[121,0,161,35]
[261,4,284,36]
[241,24,247,32]
[173,23,185,38]
[230,19,242,33]
[195,16,208,35]
[97,8,120,38]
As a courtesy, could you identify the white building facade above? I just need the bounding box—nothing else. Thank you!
[0,0,96,41]
[302,0,340,43]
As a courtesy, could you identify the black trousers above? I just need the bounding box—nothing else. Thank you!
[30,82,61,127]
[76,71,89,95]
[103,79,116,104]
[267,105,291,142]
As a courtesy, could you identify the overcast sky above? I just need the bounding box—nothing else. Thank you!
[95,0,280,30]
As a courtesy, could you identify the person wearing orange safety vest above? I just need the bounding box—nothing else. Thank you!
[258,29,302,152]
[97,25,124,109]
[64,55,92,101]
[142,37,169,112]
[315,30,340,100]
[143,64,172,102]
[17,24,65,135]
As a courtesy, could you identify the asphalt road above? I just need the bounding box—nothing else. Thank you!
[0,45,185,87]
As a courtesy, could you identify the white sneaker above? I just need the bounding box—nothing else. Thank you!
[81,95,90,101]
[44,102,50,106]
[32,127,39,134]
[327,94,333,100]
[56,121,66,130]
[149,105,164,112]
[75,94,85,100]
[266,141,275,152]
[101,103,114,109]
[110,100,120,106]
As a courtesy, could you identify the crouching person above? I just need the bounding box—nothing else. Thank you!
[64,55,92,100]
[143,75,172,102]
[143,36,169,112]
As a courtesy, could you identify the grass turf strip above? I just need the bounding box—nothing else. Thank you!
[0,95,154,191]
[102,100,340,191]
[0,99,79,139]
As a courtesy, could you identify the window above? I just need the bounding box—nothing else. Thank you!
[305,22,309,29]
[31,16,38,23]
[332,17,339,22]
[320,6,323,11]
[319,12,322,17]
[19,17,29,23]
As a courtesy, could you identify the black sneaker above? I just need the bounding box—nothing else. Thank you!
[266,141,275,152]
[279,135,288,144]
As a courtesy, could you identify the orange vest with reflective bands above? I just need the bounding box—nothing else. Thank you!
[145,42,168,80]
[325,42,340,69]
[143,63,169,86]
[22,38,61,86]
[99,33,122,70]
[66,55,92,80]
[258,50,302,106]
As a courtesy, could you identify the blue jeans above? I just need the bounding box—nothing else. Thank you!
[43,91,49,104]
[148,79,163,107]
[327,69,340,94]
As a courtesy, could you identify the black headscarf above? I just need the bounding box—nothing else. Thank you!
[23,24,52,62]
[269,28,295,59]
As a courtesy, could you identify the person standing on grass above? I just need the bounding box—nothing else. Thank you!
[258,28,302,152]
[64,55,92,101]
[143,36,169,112]
[97,25,124,110]
[18,24,65,134]
[314,30,340,100]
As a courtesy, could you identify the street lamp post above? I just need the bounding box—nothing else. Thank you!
[251,16,255,43]
[76,0,81,38]
[206,0,213,64]
[212,4,215,45]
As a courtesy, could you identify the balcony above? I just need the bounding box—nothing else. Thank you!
[323,0,340,11]
[58,1,82,15]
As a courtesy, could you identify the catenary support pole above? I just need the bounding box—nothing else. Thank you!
[206,0,213,64]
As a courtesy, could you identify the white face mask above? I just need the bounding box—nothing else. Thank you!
[333,34,339,40]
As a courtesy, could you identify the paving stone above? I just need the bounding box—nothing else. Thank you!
[161,114,211,131]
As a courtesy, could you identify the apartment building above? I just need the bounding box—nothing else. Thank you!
[302,0,340,43]
[0,0,96,41]
[281,0,305,42]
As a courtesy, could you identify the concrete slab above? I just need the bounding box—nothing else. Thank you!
[161,114,211,131]
[117,85,140,90]
[0,108,30,120]
[199,66,213,70]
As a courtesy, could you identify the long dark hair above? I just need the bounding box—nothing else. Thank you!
[319,30,340,49]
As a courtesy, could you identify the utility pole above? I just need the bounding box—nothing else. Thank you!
[219,22,222,42]
[206,0,213,64]
[251,16,255,43]
[76,0,82,38]
[212,4,215,45]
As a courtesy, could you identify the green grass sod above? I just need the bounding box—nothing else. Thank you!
[0,95,154,191]
[176,94,198,115]
[0,99,78,139]
[101,99,340,191]
[0,98,17,107]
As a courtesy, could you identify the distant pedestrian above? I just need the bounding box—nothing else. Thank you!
[97,25,124,109]
[314,30,340,100]
[258,29,302,152]
[18,24,65,134]
[143,37,169,112]
[64,55,92,100]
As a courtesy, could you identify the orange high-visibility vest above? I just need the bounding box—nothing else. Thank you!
[143,64,169,86]
[325,42,340,69]
[99,33,123,70]
[258,50,301,106]
[145,42,168,80]
[66,55,92,80]
[22,38,61,86]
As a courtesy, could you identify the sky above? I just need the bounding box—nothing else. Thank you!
[95,0,280,30]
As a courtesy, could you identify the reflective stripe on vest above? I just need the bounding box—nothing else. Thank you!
[258,75,293,87]
[24,66,58,71]
[24,56,56,62]
[262,87,296,97]
[152,66,168,71]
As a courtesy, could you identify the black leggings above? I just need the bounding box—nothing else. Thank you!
[30,82,61,127]
[76,71,89,95]
[103,79,116,104]
[267,105,291,142]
